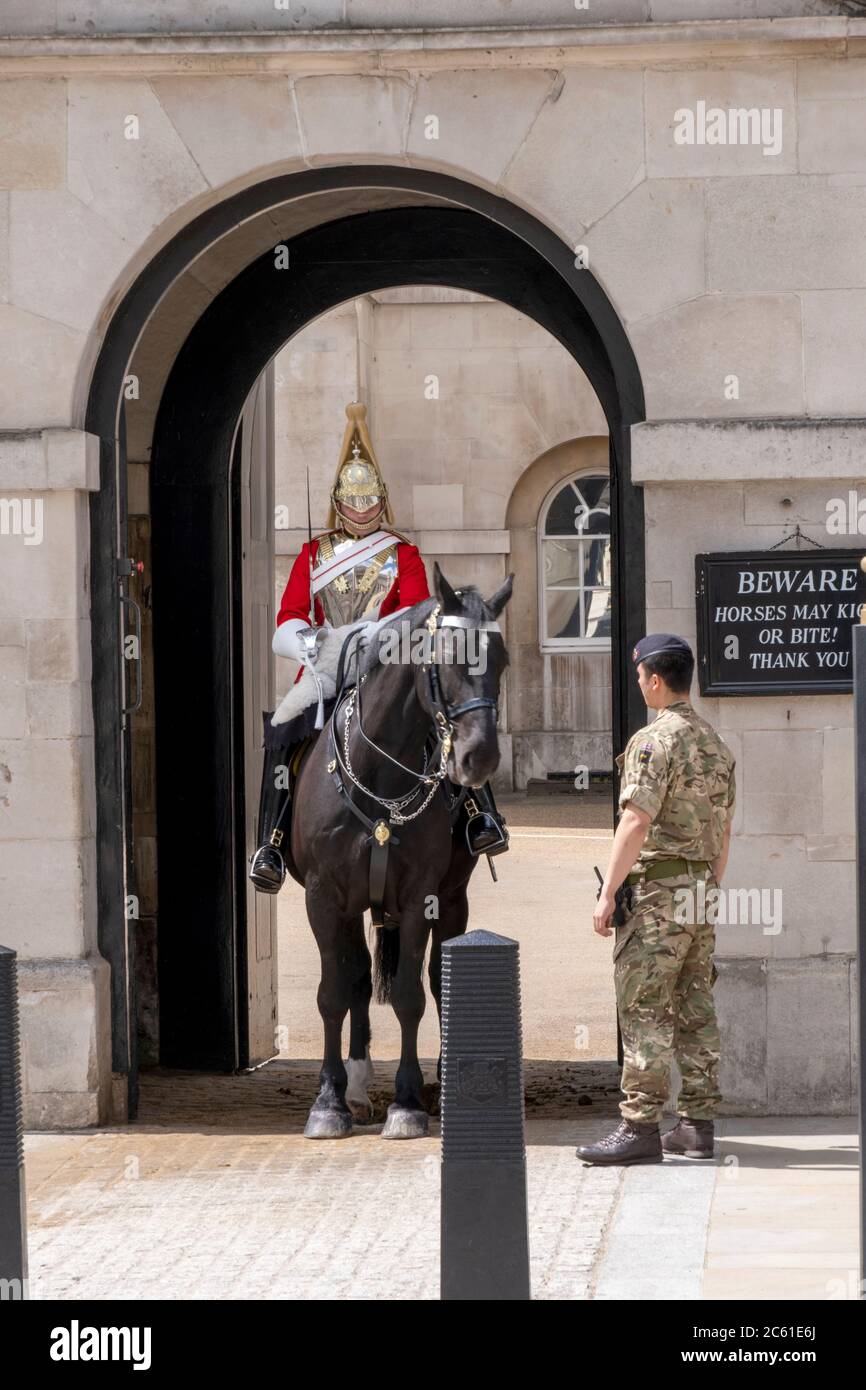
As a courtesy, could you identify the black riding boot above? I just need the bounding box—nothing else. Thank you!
[461,779,509,857]
[249,736,297,894]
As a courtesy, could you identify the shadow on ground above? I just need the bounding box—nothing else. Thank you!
[135,1058,624,1133]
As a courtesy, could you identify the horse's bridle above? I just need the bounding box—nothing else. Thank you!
[328,601,502,823]
[425,608,501,726]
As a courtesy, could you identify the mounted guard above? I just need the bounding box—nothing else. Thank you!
[249,401,509,894]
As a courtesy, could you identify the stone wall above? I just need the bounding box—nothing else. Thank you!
[0,432,111,1126]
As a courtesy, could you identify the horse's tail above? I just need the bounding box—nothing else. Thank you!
[372,924,400,1004]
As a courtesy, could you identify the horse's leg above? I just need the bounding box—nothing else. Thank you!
[345,916,375,1124]
[430,839,476,1082]
[304,884,354,1140]
[381,905,431,1141]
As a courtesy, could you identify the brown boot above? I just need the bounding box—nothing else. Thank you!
[661,1117,715,1159]
[576,1118,662,1166]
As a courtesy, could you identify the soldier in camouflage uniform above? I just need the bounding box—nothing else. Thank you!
[576,634,736,1166]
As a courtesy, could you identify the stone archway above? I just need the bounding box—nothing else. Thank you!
[85,167,645,1096]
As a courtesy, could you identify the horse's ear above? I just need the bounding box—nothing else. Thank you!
[433,561,462,613]
[487,572,514,619]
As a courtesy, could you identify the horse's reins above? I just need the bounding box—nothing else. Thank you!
[325,602,502,925]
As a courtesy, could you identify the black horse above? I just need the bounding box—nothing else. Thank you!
[288,564,513,1139]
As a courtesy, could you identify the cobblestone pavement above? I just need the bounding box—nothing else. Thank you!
[22,1067,858,1301]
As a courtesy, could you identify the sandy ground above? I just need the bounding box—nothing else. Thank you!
[277,791,619,1064]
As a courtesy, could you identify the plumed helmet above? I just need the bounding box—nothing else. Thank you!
[327,402,395,537]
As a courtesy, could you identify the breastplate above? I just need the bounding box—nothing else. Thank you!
[315,532,399,627]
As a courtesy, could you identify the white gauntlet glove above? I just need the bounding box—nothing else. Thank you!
[272,618,331,664]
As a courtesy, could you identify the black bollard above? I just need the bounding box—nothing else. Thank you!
[854,623,866,1300]
[0,946,28,1300]
[440,929,530,1300]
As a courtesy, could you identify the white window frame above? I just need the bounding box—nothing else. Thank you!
[537,470,612,654]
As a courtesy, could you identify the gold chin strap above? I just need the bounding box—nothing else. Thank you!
[333,500,386,537]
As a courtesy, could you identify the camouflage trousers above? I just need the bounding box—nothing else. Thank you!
[613,872,722,1124]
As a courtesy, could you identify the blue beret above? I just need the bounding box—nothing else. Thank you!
[632,633,693,664]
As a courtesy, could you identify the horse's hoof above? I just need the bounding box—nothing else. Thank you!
[381,1104,429,1140]
[303,1108,353,1139]
[348,1100,375,1125]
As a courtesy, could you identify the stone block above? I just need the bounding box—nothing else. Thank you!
[799,96,866,177]
[517,357,607,442]
[743,476,864,530]
[407,69,554,186]
[0,736,95,840]
[295,74,412,161]
[651,0,804,13]
[67,79,207,245]
[589,179,705,325]
[0,429,99,490]
[0,491,89,621]
[631,294,804,419]
[412,484,463,529]
[766,957,851,1114]
[0,307,88,430]
[0,644,26,738]
[646,65,796,178]
[742,728,822,799]
[54,0,343,31]
[724,834,854,958]
[0,80,66,190]
[822,726,855,837]
[0,836,95,957]
[643,481,745,607]
[462,486,507,530]
[152,77,303,188]
[503,67,645,236]
[9,190,130,334]
[25,618,86,683]
[707,176,866,292]
[804,290,866,418]
[742,792,822,837]
[18,954,112,1129]
[715,957,768,1114]
[633,419,866,484]
[348,0,649,21]
[713,693,851,732]
[25,681,93,739]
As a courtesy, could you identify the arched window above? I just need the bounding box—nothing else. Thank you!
[538,472,612,651]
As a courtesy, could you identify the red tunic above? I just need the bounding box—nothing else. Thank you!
[277,536,430,681]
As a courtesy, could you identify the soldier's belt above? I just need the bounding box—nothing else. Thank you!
[627,857,711,885]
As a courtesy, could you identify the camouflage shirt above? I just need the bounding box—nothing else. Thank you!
[615,700,736,866]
